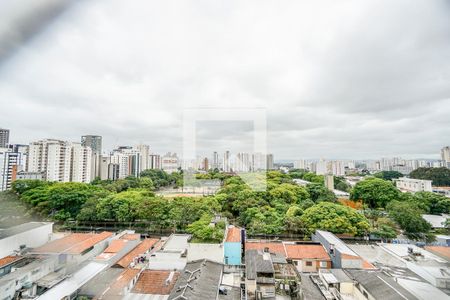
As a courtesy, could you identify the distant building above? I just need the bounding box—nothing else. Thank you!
[324,174,334,191]
[223,150,231,172]
[0,148,21,191]
[161,152,179,174]
[27,139,92,183]
[16,171,44,180]
[294,159,307,170]
[212,151,219,170]
[149,153,161,169]
[0,128,10,148]
[266,154,274,170]
[81,135,102,179]
[441,146,450,164]
[395,177,432,192]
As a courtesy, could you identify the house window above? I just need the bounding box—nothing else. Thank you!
[305,261,313,266]
[293,261,298,266]
[320,261,327,268]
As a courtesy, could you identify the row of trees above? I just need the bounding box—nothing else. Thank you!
[11,168,449,242]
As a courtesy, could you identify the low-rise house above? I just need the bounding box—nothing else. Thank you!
[0,222,53,258]
[114,238,160,268]
[395,177,433,192]
[245,249,276,299]
[284,243,331,272]
[130,270,180,299]
[312,230,364,269]
[168,259,224,300]
[245,241,286,256]
[224,225,243,265]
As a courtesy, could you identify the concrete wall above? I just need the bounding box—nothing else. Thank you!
[224,242,241,265]
[0,223,53,258]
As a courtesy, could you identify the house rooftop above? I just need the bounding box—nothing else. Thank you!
[98,268,140,299]
[114,238,160,268]
[285,244,330,260]
[132,270,180,295]
[245,249,275,280]
[0,255,23,268]
[0,222,52,240]
[425,246,450,260]
[225,226,241,243]
[32,231,112,255]
[187,243,224,263]
[168,259,223,300]
[422,214,449,228]
[245,241,286,256]
[344,269,419,300]
[315,230,360,257]
[162,234,190,251]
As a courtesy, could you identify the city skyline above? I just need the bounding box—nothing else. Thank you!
[1,0,449,159]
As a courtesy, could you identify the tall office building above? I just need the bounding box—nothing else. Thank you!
[27,139,92,183]
[0,128,10,148]
[81,135,102,179]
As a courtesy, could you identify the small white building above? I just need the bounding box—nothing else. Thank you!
[0,222,53,258]
[395,177,432,192]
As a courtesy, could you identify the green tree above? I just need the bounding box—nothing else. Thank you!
[187,213,225,243]
[373,171,403,181]
[351,177,399,208]
[268,183,310,204]
[300,202,370,236]
[306,183,336,202]
[409,167,450,186]
[285,205,305,233]
[387,201,432,240]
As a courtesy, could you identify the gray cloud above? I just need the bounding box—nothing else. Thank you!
[0,0,449,160]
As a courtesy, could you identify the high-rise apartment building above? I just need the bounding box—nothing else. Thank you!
[0,128,10,148]
[294,159,306,170]
[223,151,231,172]
[212,151,219,170]
[161,152,179,173]
[0,148,22,191]
[442,146,450,164]
[27,139,92,183]
[81,135,102,179]
[81,135,102,153]
[149,154,161,169]
[266,154,274,170]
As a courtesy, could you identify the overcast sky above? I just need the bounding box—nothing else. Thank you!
[1,0,449,160]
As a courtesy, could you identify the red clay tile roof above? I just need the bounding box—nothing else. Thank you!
[341,253,362,260]
[225,227,241,242]
[121,234,140,240]
[114,239,159,268]
[425,246,450,259]
[33,232,113,254]
[0,256,22,268]
[362,260,376,269]
[132,270,180,295]
[104,240,128,253]
[245,242,286,256]
[285,244,330,260]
